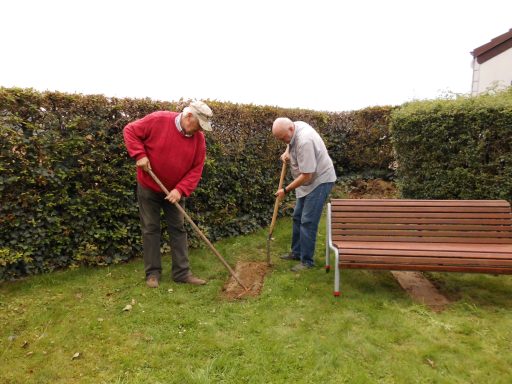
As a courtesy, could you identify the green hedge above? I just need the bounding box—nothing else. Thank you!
[0,87,393,280]
[338,106,395,177]
[391,89,512,200]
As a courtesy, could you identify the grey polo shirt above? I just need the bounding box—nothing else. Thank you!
[289,121,337,198]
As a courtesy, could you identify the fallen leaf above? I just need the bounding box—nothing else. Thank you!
[131,298,136,305]
[97,318,104,322]
[26,351,34,357]
[72,352,80,360]
[122,304,132,312]
[168,288,174,293]
[21,341,29,349]
[426,358,435,368]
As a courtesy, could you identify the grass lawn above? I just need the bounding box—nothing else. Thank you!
[1,216,512,383]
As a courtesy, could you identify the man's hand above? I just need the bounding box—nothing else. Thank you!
[136,156,151,172]
[280,145,290,162]
[165,189,182,204]
[274,188,286,199]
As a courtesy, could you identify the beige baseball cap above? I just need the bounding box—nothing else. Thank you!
[189,100,213,131]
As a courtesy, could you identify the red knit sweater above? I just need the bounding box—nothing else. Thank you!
[123,111,206,196]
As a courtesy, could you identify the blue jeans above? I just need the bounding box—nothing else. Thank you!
[291,182,334,267]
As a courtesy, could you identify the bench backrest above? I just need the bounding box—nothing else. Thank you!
[330,199,512,243]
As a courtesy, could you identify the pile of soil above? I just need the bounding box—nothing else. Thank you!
[221,261,269,300]
[348,178,398,199]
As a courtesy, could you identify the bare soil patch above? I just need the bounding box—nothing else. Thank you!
[347,178,398,199]
[221,261,269,300]
[391,271,450,312]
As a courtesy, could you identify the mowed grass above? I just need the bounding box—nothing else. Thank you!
[1,216,512,384]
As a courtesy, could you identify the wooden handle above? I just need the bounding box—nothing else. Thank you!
[268,160,287,237]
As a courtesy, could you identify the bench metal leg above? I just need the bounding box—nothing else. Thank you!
[326,203,341,296]
[334,248,340,297]
[325,206,330,273]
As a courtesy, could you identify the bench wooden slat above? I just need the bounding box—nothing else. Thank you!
[333,212,510,219]
[339,248,512,260]
[334,241,512,253]
[332,206,510,213]
[339,263,512,274]
[332,217,511,225]
[331,199,509,206]
[333,230,512,238]
[335,236,512,243]
[332,223,512,231]
[341,254,512,266]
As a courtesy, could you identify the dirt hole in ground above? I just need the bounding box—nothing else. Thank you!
[221,261,269,300]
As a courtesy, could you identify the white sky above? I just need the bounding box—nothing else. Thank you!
[1,0,511,112]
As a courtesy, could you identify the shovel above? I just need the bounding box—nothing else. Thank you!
[147,169,249,292]
[266,159,287,266]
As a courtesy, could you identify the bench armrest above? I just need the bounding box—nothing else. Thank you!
[326,202,340,263]
[326,202,341,295]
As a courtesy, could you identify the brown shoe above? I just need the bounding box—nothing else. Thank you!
[177,275,207,285]
[146,275,159,288]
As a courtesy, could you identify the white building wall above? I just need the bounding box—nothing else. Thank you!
[472,48,512,95]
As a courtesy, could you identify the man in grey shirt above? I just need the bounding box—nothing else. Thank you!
[272,117,336,271]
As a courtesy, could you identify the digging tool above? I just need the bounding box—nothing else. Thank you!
[147,169,249,292]
[266,159,287,266]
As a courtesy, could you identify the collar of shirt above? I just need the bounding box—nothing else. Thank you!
[289,122,298,147]
[175,113,192,138]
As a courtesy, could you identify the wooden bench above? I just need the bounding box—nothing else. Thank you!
[325,199,512,296]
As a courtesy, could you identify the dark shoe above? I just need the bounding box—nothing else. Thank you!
[290,263,313,272]
[280,253,300,261]
[177,275,207,285]
[146,275,159,288]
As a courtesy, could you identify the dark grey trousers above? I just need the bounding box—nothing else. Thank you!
[137,183,190,281]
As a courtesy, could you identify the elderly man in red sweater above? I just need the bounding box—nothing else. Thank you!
[123,101,212,288]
